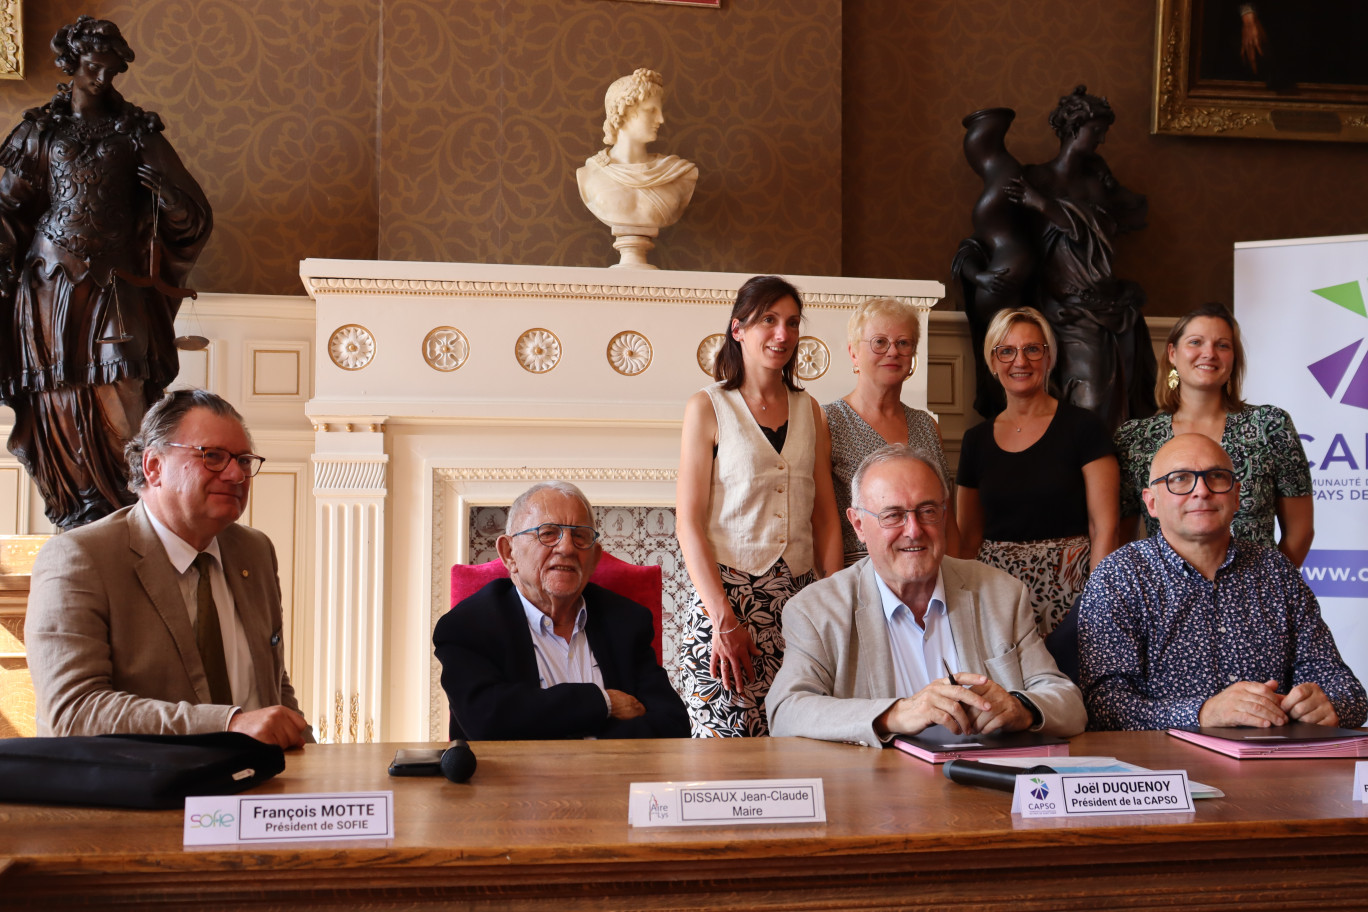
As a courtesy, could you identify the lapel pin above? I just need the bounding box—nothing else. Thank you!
[241,569,249,578]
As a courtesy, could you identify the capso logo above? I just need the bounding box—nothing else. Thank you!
[1029,778,1049,801]
[1307,280,1368,411]
[189,809,235,828]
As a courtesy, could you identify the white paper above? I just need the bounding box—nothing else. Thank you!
[1354,761,1368,802]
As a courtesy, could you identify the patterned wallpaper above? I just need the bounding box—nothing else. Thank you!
[377,0,844,274]
[1,1,1363,312]
[843,0,1368,316]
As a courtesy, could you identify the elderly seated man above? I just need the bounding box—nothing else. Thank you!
[1080,433,1366,730]
[767,444,1086,746]
[434,480,689,740]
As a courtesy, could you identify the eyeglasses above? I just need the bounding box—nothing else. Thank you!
[510,523,600,549]
[992,343,1048,363]
[858,503,946,528]
[164,443,266,477]
[1148,468,1236,495]
[866,336,916,356]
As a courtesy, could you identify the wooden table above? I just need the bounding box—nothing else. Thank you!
[1,732,1366,910]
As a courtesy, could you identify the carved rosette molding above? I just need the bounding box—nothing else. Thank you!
[328,324,376,370]
[422,326,470,372]
[696,333,724,376]
[607,330,652,376]
[312,421,386,433]
[515,328,561,373]
[795,336,830,381]
[305,276,937,312]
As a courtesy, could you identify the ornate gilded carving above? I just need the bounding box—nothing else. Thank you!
[422,326,470,372]
[696,333,724,376]
[328,324,376,371]
[607,330,652,375]
[0,2,22,79]
[795,336,830,381]
[515,328,561,373]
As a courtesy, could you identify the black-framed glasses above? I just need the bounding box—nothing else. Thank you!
[164,443,266,477]
[866,336,916,356]
[1148,468,1236,495]
[992,343,1048,363]
[510,523,600,549]
[858,502,946,528]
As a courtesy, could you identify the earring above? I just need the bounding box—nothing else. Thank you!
[853,365,860,375]
[1166,368,1179,390]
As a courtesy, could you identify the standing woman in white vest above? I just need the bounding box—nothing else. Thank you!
[677,275,842,737]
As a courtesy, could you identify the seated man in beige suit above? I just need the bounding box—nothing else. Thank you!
[26,389,310,748]
[767,444,1085,746]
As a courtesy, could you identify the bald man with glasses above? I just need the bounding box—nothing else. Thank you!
[767,444,1085,746]
[1080,433,1365,731]
[434,481,688,741]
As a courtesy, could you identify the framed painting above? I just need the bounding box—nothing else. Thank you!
[1152,0,1368,142]
[0,0,20,80]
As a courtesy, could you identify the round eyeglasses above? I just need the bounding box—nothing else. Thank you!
[1148,468,1236,496]
[866,336,916,356]
[164,443,266,477]
[857,503,946,528]
[991,343,1048,363]
[510,523,600,549]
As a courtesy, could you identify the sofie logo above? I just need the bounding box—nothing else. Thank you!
[1306,280,1368,411]
[188,809,235,828]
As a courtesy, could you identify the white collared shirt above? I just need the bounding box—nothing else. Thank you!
[875,570,959,697]
[514,588,610,717]
[144,506,260,713]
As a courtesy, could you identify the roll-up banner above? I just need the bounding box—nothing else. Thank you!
[1235,234,1368,687]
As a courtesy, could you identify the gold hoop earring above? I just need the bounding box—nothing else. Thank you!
[1166,368,1179,390]
[906,355,918,379]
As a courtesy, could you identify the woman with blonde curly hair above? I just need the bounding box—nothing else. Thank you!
[825,297,958,565]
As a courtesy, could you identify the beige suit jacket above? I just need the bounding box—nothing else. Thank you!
[767,556,1086,746]
[26,501,305,737]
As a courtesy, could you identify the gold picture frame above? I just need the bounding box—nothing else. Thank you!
[1152,0,1368,143]
[0,1,19,81]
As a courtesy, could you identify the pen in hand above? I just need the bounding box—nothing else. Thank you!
[942,658,959,687]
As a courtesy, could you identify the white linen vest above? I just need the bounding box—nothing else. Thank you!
[704,382,816,576]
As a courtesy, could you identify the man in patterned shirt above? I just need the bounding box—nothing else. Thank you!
[1080,433,1365,730]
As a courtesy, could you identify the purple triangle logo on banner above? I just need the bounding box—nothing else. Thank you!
[1307,340,1363,397]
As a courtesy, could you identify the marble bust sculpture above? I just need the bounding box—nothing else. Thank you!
[577,68,698,268]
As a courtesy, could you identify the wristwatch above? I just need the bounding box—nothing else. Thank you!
[1009,691,1044,730]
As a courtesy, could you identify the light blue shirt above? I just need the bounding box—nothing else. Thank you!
[514,588,610,717]
[875,570,958,697]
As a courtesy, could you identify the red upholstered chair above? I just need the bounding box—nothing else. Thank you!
[449,552,664,664]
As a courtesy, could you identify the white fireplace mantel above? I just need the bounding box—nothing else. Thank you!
[300,259,944,741]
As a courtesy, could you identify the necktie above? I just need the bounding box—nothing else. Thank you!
[193,552,233,705]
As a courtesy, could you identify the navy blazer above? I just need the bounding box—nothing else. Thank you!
[433,578,689,740]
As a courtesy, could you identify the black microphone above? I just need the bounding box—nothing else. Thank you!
[440,740,477,783]
[943,759,1055,793]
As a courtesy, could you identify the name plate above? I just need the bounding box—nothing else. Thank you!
[184,791,395,845]
[628,778,825,827]
[1012,771,1193,818]
[1355,762,1367,802]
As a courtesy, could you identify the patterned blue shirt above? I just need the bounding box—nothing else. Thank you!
[1078,535,1367,731]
